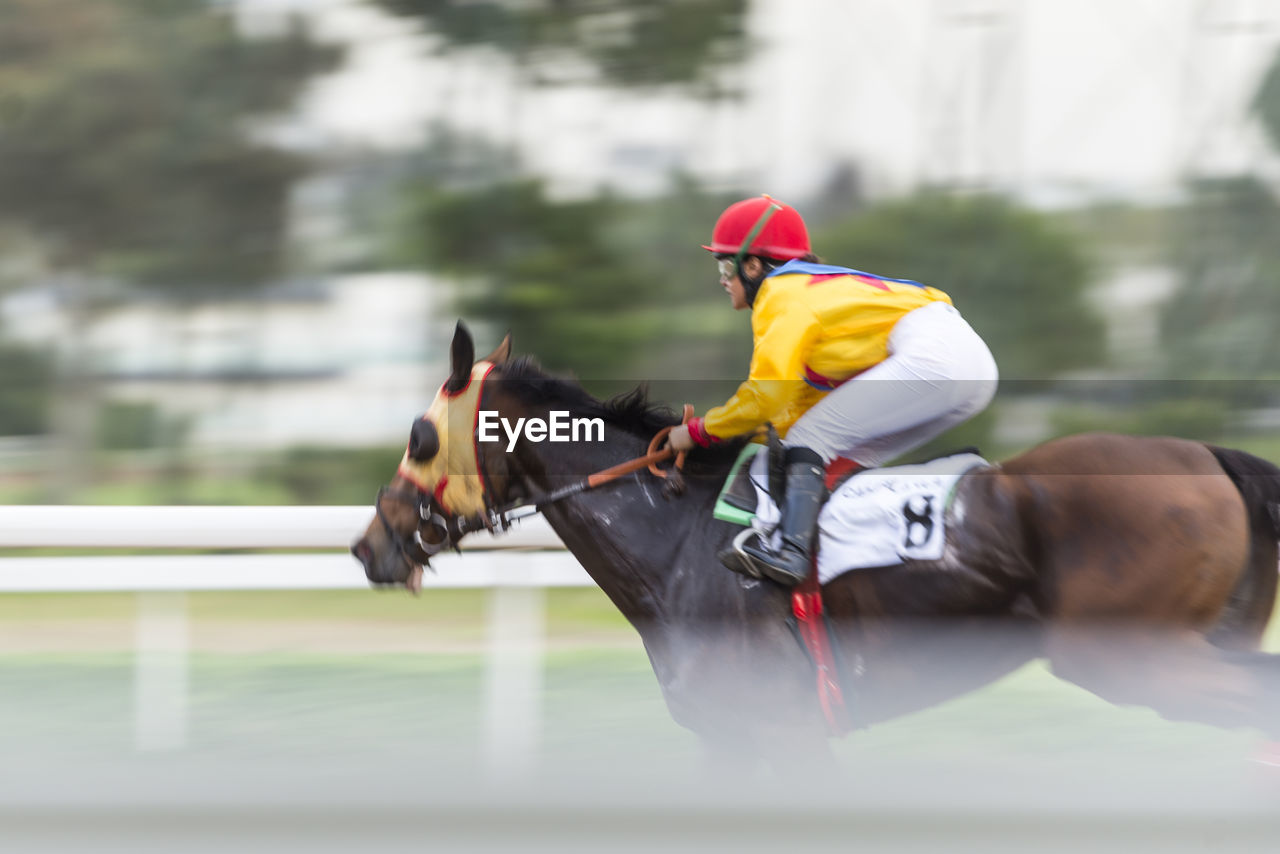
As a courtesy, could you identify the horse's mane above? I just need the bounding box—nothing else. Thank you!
[493,356,747,468]
[496,356,682,435]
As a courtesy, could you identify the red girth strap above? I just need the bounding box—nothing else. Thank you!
[792,570,851,737]
[791,456,862,736]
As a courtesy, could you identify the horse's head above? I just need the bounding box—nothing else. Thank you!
[350,321,515,592]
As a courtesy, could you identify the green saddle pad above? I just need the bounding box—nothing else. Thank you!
[713,444,765,527]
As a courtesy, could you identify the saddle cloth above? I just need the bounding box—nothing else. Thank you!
[722,448,989,584]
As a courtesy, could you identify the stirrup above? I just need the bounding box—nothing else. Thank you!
[718,527,771,579]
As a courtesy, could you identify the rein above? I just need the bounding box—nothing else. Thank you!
[456,404,694,535]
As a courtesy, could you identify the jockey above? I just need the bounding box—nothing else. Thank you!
[667,195,998,586]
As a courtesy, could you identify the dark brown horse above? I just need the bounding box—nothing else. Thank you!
[352,324,1280,768]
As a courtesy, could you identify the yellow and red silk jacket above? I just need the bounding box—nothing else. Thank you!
[689,260,953,444]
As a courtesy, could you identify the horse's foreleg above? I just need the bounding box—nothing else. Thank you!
[1046,625,1280,738]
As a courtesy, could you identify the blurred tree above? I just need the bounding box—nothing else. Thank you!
[406,178,654,381]
[1160,175,1280,386]
[1154,50,1280,391]
[396,133,746,397]
[0,227,53,437]
[607,178,756,406]
[813,193,1104,383]
[376,1,750,392]
[95,400,189,452]
[373,0,748,97]
[260,445,406,505]
[0,0,342,290]
[0,340,53,436]
[0,0,342,488]
[1251,47,1280,154]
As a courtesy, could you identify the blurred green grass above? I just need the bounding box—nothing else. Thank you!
[0,586,1274,770]
[0,647,693,766]
[1,585,1273,641]
[0,648,1260,770]
[0,587,630,633]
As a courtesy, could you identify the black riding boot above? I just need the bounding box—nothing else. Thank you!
[742,446,827,586]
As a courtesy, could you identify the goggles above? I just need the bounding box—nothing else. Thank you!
[716,257,736,281]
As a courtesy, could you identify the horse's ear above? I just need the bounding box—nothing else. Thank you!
[483,332,512,365]
[446,321,475,393]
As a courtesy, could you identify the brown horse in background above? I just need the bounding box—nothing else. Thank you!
[353,324,1280,769]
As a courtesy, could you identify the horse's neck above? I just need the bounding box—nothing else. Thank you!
[525,428,705,621]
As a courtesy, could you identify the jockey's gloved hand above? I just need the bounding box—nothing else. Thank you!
[667,424,695,453]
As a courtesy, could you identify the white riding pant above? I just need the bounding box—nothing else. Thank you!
[784,302,998,467]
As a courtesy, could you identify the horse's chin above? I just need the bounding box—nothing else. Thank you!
[366,556,426,594]
[388,560,426,595]
[406,564,424,595]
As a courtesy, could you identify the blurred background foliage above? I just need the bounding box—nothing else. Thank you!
[371,0,749,96]
[0,0,345,501]
[0,340,53,436]
[1,0,1280,505]
[811,193,1104,384]
[1162,175,1280,385]
[398,168,746,391]
[0,0,343,290]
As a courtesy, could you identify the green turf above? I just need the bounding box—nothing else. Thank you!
[0,588,1274,772]
[0,647,1258,773]
[0,587,633,631]
[0,647,691,767]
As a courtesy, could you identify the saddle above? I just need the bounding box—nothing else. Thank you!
[717,436,865,526]
[716,430,786,527]
[715,442,988,582]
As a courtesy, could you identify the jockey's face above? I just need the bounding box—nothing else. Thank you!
[718,256,762,311]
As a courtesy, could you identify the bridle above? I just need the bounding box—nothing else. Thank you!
[373,484,449,569]
[375,405,694,567]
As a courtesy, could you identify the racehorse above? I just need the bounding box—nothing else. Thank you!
[352,323,1280,769]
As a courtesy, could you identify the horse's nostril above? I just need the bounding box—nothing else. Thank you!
[351,540,373,569]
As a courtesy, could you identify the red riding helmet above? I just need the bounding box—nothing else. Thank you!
[702,195,811,261]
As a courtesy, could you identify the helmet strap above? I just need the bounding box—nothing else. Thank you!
[731,202,782,276]
[725,199,783,308]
